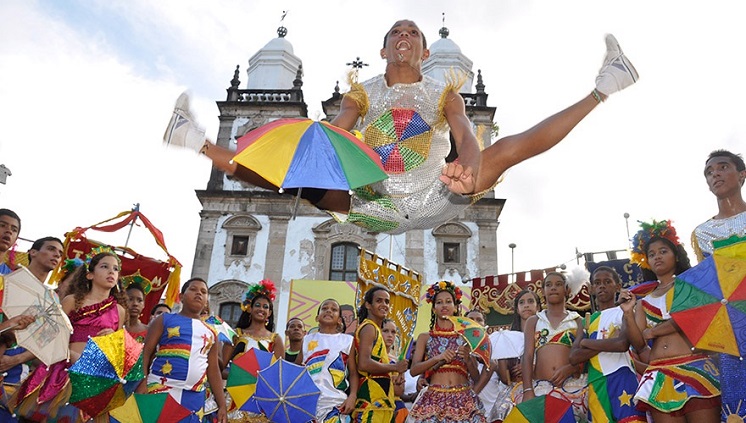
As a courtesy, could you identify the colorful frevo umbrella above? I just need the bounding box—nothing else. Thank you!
[109,392,194,423]
[446,315,491,365]
[503,394,575,423]
[68,329,144,418]
[254,359,320,423]
[226,347,276,412]
[670,234,746,358]
[204,315,237,345]
[232,118,388,192]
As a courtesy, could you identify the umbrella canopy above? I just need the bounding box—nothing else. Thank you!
[204,315,237,345]
[254,359,320,423]
[226,347,276,411]
[670,234,746,357]
[1,266,73,366]
[446,315,491,365]
[109,392,194,423]
[233,118,388,192]
[489,329,525,360]
[503,394,575,423]
[69,329,144,418]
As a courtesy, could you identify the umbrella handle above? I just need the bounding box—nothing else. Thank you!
[0,323,18,335]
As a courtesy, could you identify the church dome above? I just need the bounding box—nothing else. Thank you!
[429,37,462,54]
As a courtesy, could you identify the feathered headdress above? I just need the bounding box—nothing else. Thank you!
[630,219,680,269]
[425,280,463,304]
[241,279,277,312]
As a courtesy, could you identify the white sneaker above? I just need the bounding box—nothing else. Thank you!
[595,34,639,97]
[163,91,206,153]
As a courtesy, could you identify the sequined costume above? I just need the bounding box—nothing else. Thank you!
[634,289,721,414]
[11,296,121,421]
[533,310,588,422]
[354,319,394,423]
[227,330,279,423]
[407,325,486,423]
[147,312,217,417]
[692,210,746,259]
[341,75,478,234]
[585,307,646,423]
[303,332,354,422]
[693,211,746,421]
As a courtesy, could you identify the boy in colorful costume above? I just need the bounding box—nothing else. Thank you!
[569,266,646,422]
[140,277,227,422]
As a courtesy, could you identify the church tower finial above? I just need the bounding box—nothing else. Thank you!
[277,10,288,38]
[439,12,449,39]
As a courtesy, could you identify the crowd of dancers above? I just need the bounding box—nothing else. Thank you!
[1,14,745,423]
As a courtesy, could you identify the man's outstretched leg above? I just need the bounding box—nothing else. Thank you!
[474,34,638,193]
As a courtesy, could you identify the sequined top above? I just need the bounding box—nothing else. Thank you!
[425,326,468,378]
[534,310,580,350]
[693,210,746,259]
[69,296,120,342]
[344,75,471,234]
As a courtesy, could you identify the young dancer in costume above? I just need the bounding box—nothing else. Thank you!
[298,298,357,422]
[225,279,282,423]
[382,318,408,423]
[353,286,407,423]
[124,282,149,343]
[12,250,128,421]
[487,289,540,422]
[408,281,485,423]
[229,279,283,361]
[568,267,646,423]
[692,150,746,421]
[522,272,587,421]
[140,277,227,423]
[627,220,721,422]
[164,21,638,234]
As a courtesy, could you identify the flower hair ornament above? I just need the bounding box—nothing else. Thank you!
[60,257,85,277]
[425,280,463,304]
[630,219,680,269]
[241,279,277,312]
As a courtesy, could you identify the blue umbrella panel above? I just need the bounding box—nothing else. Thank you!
[254,359,320,423]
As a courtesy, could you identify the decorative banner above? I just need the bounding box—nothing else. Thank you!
[471,268,592,327]
[46,210,182,322]
[586,259,644,289]
[357,249,421,358]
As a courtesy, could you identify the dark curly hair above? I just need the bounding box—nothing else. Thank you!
[642,236,692,281]
[68,252,127,312]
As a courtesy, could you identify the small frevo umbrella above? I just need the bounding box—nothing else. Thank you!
[447,315,492,365]
[233,118,388,193]
[254,359,320,423]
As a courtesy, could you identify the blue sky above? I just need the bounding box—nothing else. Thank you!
[2,0,746,280]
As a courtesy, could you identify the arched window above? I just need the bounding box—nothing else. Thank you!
[329,242,359,281]
[219,302,243,328]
